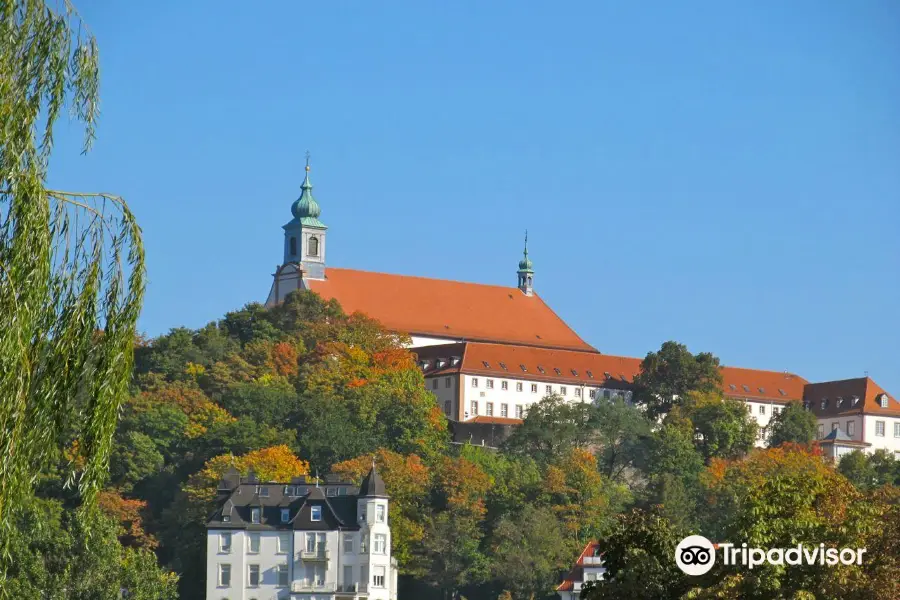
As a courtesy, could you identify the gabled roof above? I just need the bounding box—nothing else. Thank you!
[416,342,808,403]
[804,377,899,417]
[305,268,594,351]
[557,541,603,591]
[818,427,871,447]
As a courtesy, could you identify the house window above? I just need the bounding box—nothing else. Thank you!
[311,506,322,521]
[281,508,290,523]
[248,533,260,553]
[545,385,552,395]
[443,400,451,416]
[575,388,581,398]
[531,384,538,393]
[881,396,889,408]
[278,532,291,554]
[432,379,439,390]
[560,386,567,396]
[251,508,260,524]
[360,534,367,553]
[219,532,232,553]
[306,533,316,552]
[847,421,855,437]
[832,422,839,432]
[374,565,386,588]
[487,379,494,389]
[759,405,765,415]
[516,382,523,392]
[445,377,451,388]
[895,422,900,438]
[876,421,886,437]
[486,402,494,416]
[501,404,508,417]
[515,405,524,418]
[344,565,353,588]
[471,378,479,388]
[603,390,611,400]
[219,564,231,587]
[308,236,319,257]
[248,564,260,587]
[277,564,289,587]
[374,533,387,554]
[259,486,269,497]
[376,504,385,523]
[501,381,508,390]
[289,236,297,256]
[469,400,477,416]
[343,533,354,553]
[817,424,824,439]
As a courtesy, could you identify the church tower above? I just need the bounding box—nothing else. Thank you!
[517,231,534,296]
[266,155,327,306]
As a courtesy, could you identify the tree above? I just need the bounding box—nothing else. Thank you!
[0,0,145,564]
[501,395,595,465]
[767,400,817,446]
[632,341,722,418]
[220,379,299,426]
[590,398,652,481]
[679,392,758,461]
[839,449,900,490]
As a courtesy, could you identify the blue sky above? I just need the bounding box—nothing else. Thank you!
[51,1,899,393]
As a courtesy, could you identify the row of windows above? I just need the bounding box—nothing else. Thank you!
[219,531,387,556]
[746,404,783,416]
[469,402,526,419]
[468,377,631,400]
[216,562,387,590]
[816,421,900,439]
[288,235,320,257]
[217,563,289,588]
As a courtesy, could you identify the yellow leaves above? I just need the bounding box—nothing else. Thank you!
[436,456,492,519]
[184,362,206,377]
[332,449,431,503]
[131,381,235,438]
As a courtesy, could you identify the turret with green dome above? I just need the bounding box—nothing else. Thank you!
[281,153,327,280]
[517,231,534,296]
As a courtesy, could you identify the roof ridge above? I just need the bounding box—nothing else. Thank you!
[325,266,532,293]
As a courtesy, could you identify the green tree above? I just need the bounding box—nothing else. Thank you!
[590,398,652,481]
[0,0,145,572]
[109,431,165,492]
[681,393,758,461]
[839,449,900,490]
[767,400,817,446]
[502,395,594,465]
[220,379,299,426]
[633,341,722,418]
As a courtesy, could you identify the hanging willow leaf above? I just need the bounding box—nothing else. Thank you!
[0,0,145,585]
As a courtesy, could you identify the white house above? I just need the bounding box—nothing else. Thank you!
[206,466,397,600]
[556,541,606,600]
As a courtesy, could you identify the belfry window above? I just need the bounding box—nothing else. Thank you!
[308,236,319,257]
[289,237,297,256]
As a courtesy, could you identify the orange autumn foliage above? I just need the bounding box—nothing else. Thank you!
[271,341,300,377]
[98,490,157,550]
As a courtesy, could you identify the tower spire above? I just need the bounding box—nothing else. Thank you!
[517,230,534,296]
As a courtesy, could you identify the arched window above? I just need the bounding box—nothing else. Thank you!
[308,236,319,257]
[289,237,297,256]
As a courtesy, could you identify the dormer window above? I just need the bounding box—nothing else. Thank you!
[222,514,231,523]
[451,357,460,366]
[499,362,508,371]
[308,236,319,257]
[537,365,545,374]
[758,387,766,394]
[852,396,860,406]
[880,394,889,408]
[729,384,737,391]
[311,506,322,522]
[482,361,491,368]
[258,486,269,497]
[742,385,751,393]
[837,397,844,407]
[821,398,828,410]
[251,508,260,524]
[519,364,527,372]
[553,368,561,375]
[604,372,611,379]
[281,508,290,523]
[437,359,447,368]
[571,369,578,376]
[778,389,787,396]
[586,370,594,379]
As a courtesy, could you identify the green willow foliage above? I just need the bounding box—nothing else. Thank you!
[0,0,145,574]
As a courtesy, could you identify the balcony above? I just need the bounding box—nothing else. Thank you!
[336,582,369,595]
[299,548,330,561]
[291,581,336,593]
[582,556,604,566]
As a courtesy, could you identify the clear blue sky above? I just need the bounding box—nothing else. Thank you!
[50,1,899,393]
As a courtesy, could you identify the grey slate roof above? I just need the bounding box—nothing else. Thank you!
[359,464,387,497]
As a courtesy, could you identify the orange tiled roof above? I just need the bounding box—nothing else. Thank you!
[418,342,808,403]
[306,268,594,351]
[469,416,524,425]
[805,377,899,417]
[557,541,603,591]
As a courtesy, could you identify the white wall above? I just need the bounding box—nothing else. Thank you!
[427,374,459,419]
[408,334,461,348]
[863,414,900,456]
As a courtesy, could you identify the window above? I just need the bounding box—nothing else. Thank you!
[327,487,336,497]
[847,421,855,437]
[586,370,594,379]
[248,564,260,587]
[881,395,890,408]
[486,402,493,416]
[277,564,289,587]
[374,533,387,554]
[571,369,578,376]
[374,565,386,588]
[258,486,269,497]
[248,533,260,553]
[445,377,451,388]
[545,385,552,395]
[895,423,900,438]
[516,405,525,418]
[759,405,765,415]
[603,390,611,400]
[344,565,353,588]
[486,379,494,389]
[471,378,479,388]
[311,505,322,521]
[443,400,451,415]
[376,504,385,523]
[554,368,562,375]
[589,389,596,399]
[537,365,545,374]
[499,361,508,370]
[821,399,828,410]
[482,360,491,368]
[875,421,885,437]
[470,401,478,416]
[519,364,527,372]
[530,384,538,393]
[305,533,316,552]
[432,379,438,390]
[344,533,354,553]
[219,532,232,553]
[758,387,766,394]
[219,564,231,587]
[281,508,290,523]
[817,424,824,439]
[837,397,844,407]
[575,388,581,398]
[832,422,839,432]
[516,382,523,392]
[278,532,291,554]
[360,534,367,553]
[742,385,751,393]
[500,404,508,417]
[501,380,508,390]
[289,237,297,256]
[222,514,231,523]
[251,508,260,524]
[560,386,567,396]
[308,236,319,257]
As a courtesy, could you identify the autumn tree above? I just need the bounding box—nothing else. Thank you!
[633,341,722,418]
[767,400,818,446]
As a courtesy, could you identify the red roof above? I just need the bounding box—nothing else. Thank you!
[805,377,899,417]
[469,416,524,425]
[557,541,603,591]
[306,268,594,351]
[419,342,808,403]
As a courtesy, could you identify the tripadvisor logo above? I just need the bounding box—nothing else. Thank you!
[675,535,867,576]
